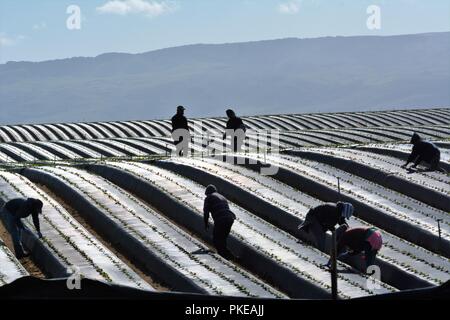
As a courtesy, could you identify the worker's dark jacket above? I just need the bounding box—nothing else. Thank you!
[226,117,246,132]
[171,114,189,132]
[203,192,236,224]
[3,198,41,232]
[304,203,345,232]
[407,139,440,164]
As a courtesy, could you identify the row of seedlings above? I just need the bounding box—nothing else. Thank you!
[99,160,395,298]
[159,157,450,287]
[26,165,284,298]
[0,171,152,290]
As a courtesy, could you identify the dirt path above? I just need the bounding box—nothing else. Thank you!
[35,183,169,292]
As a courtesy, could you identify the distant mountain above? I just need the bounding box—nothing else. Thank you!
[1,32,449,125]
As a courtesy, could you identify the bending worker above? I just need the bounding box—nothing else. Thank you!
[171,105,190,156]
[401,132,441,172]
[298,202,355,251]
[223,109,246,152]
[326,225,383,272]
[1,198,43,258]
[203,185,236,260]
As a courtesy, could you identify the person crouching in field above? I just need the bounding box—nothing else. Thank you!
[1,198,43,259]
[203,185,236,260]
[401,132,442,172]
[326,226,383,272]
[298,202,355,251]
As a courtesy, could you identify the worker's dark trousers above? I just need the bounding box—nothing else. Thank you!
[213,216,234,259]
[1,209,26,257]
[308,217,326,252]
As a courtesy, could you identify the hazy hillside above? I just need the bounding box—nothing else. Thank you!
[0,32,449,125]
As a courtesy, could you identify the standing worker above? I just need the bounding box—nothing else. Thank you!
[401,132,442,172]
[223,109,246,152]
[171,105,191,156]
[203,185,236,260]
[298,202,355,251]
[325,225,383,272]
[1,198,43,259]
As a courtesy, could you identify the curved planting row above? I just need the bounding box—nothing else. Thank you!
[354,145,450,172]
[305,148,450,208]
[33,141,82,160]
[361,144,450,164]
[12,143,62,161]
[0,171,152,291]
[0,150,14,163]
[1,126,448,165]
[24,165,283,298]
[1,125,449,164]
[55,141,103,159]
[1,108,449,143]
[0,240,28,286]
[258,153,450,257]
[157,157,450,287]
[95,161,395,298]
[0,144,36,162]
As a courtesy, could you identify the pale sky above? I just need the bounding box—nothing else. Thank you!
[1,0,449,63]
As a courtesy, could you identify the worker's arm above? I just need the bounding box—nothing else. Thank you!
[203,199,210,230]
[32,212,43,238]
[403,146,418,167]
[412,154,424,168]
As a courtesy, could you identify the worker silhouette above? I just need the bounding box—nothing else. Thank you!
[171,106,190,156]
[298,202,356,251]
[326,225,383,272]
[223,109,246,152]
[203,185,236,260]
[1,198,43,258]
[401,133,442,172]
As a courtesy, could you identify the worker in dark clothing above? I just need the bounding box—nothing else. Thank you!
[1,198,43,258]
[326,226,383,271]
[298,202,355,251]
[223,109,246,152]
[171,105,190,156]
[203,185,236,260]
[401,133,441,171]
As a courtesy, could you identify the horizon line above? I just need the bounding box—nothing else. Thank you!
[2,30,449,65]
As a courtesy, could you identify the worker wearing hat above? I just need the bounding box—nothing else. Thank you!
[171,105,191,156]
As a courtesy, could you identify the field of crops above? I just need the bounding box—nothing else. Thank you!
[0,107,449,299]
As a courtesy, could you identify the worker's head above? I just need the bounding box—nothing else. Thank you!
[337,201,356,218]
[28,198,43,214]
[177,105,185,114]
[226,109,236,118]
[205,184,217,196]
[410,132,421,144]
